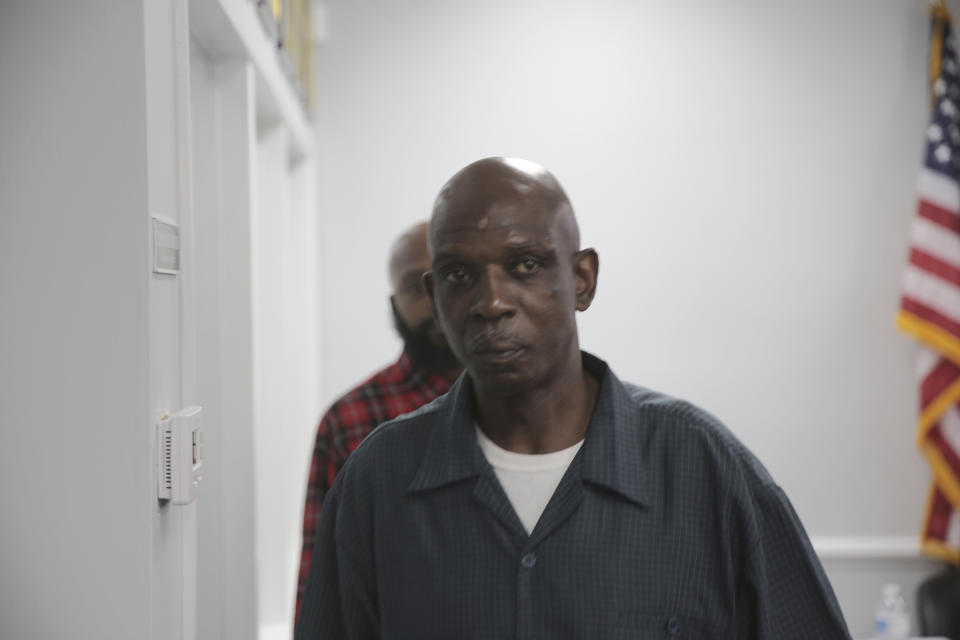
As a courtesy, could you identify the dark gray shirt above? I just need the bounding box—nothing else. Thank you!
[296,352,850,639]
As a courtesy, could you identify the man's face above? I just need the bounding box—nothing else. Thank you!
[426,197,583,392]
[392,253,447,350]
[390,231,459,374]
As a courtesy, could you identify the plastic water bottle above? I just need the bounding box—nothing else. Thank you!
[873,583,910,640]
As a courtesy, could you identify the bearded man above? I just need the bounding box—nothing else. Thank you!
[294,221,461,624]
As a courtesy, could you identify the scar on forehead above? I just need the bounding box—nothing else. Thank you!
[476,216,489,230]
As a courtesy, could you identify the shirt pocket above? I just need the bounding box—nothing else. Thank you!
[615,611,722,640]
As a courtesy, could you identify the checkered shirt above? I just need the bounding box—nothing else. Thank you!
[295,350,454,625]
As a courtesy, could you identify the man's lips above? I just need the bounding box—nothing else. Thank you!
[471,336,526,362]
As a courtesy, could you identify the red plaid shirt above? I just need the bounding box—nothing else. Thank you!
[295,350,455,624]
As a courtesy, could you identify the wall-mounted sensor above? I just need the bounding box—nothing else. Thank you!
[157,406,203,505]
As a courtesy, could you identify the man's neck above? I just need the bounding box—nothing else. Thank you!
[474,350,599,455]
[434,364,463,382]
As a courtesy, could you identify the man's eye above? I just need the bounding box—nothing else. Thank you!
[443,268,471,284]
[514,258,541,274]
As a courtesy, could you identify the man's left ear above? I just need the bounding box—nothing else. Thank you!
[572,248,599,311]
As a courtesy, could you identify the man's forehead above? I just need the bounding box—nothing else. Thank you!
[433,196,557,235]
[389,224,431,286]
[395,249,431,279]
[432,211,558,250]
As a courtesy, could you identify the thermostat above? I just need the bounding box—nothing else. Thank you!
[157,406,203,505]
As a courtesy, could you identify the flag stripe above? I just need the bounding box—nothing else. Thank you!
[925,484,953,539]
[928,425,960,478]
[921,438,960,511]
[919,166,960,212]
[920,198,960,233]
[898,310,960,369]
[901,266,960,326]
[922,483,959,565]
[901,298,960,342]
[910,216,960,268]
[942,404,960,460]
[911,248,960,286]
[918,347,943,378]
[922,357,960,408]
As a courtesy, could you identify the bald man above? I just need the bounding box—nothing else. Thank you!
[294,221,461,625]
[296,159,851,639]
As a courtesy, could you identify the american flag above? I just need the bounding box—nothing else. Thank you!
[898,4,960,564]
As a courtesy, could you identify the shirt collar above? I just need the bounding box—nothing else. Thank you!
[578,352,650,507]
[407,351,650,508]
[396,349,418,376]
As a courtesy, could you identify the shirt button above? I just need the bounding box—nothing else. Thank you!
[520,552,537,569]
[665,617,679,635]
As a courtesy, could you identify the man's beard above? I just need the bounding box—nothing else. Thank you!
[391,304,461,376]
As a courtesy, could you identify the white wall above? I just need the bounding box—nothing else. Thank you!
[186,3,320,637]
[1,3,318,638]
[190,40,264,640]
[0,1,188,638]
[311,0,939,635]
[254,122,320,638]
[144,2,194,638]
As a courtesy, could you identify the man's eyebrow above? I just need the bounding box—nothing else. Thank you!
[431,241,556,263]
[503,241,552,253]
[503,242,559,263]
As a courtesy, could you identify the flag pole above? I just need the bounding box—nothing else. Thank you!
[932,1,950,108]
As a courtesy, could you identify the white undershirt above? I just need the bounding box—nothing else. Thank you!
[475,426,585,535]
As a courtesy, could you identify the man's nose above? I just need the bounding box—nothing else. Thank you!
[469,266,516,320]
